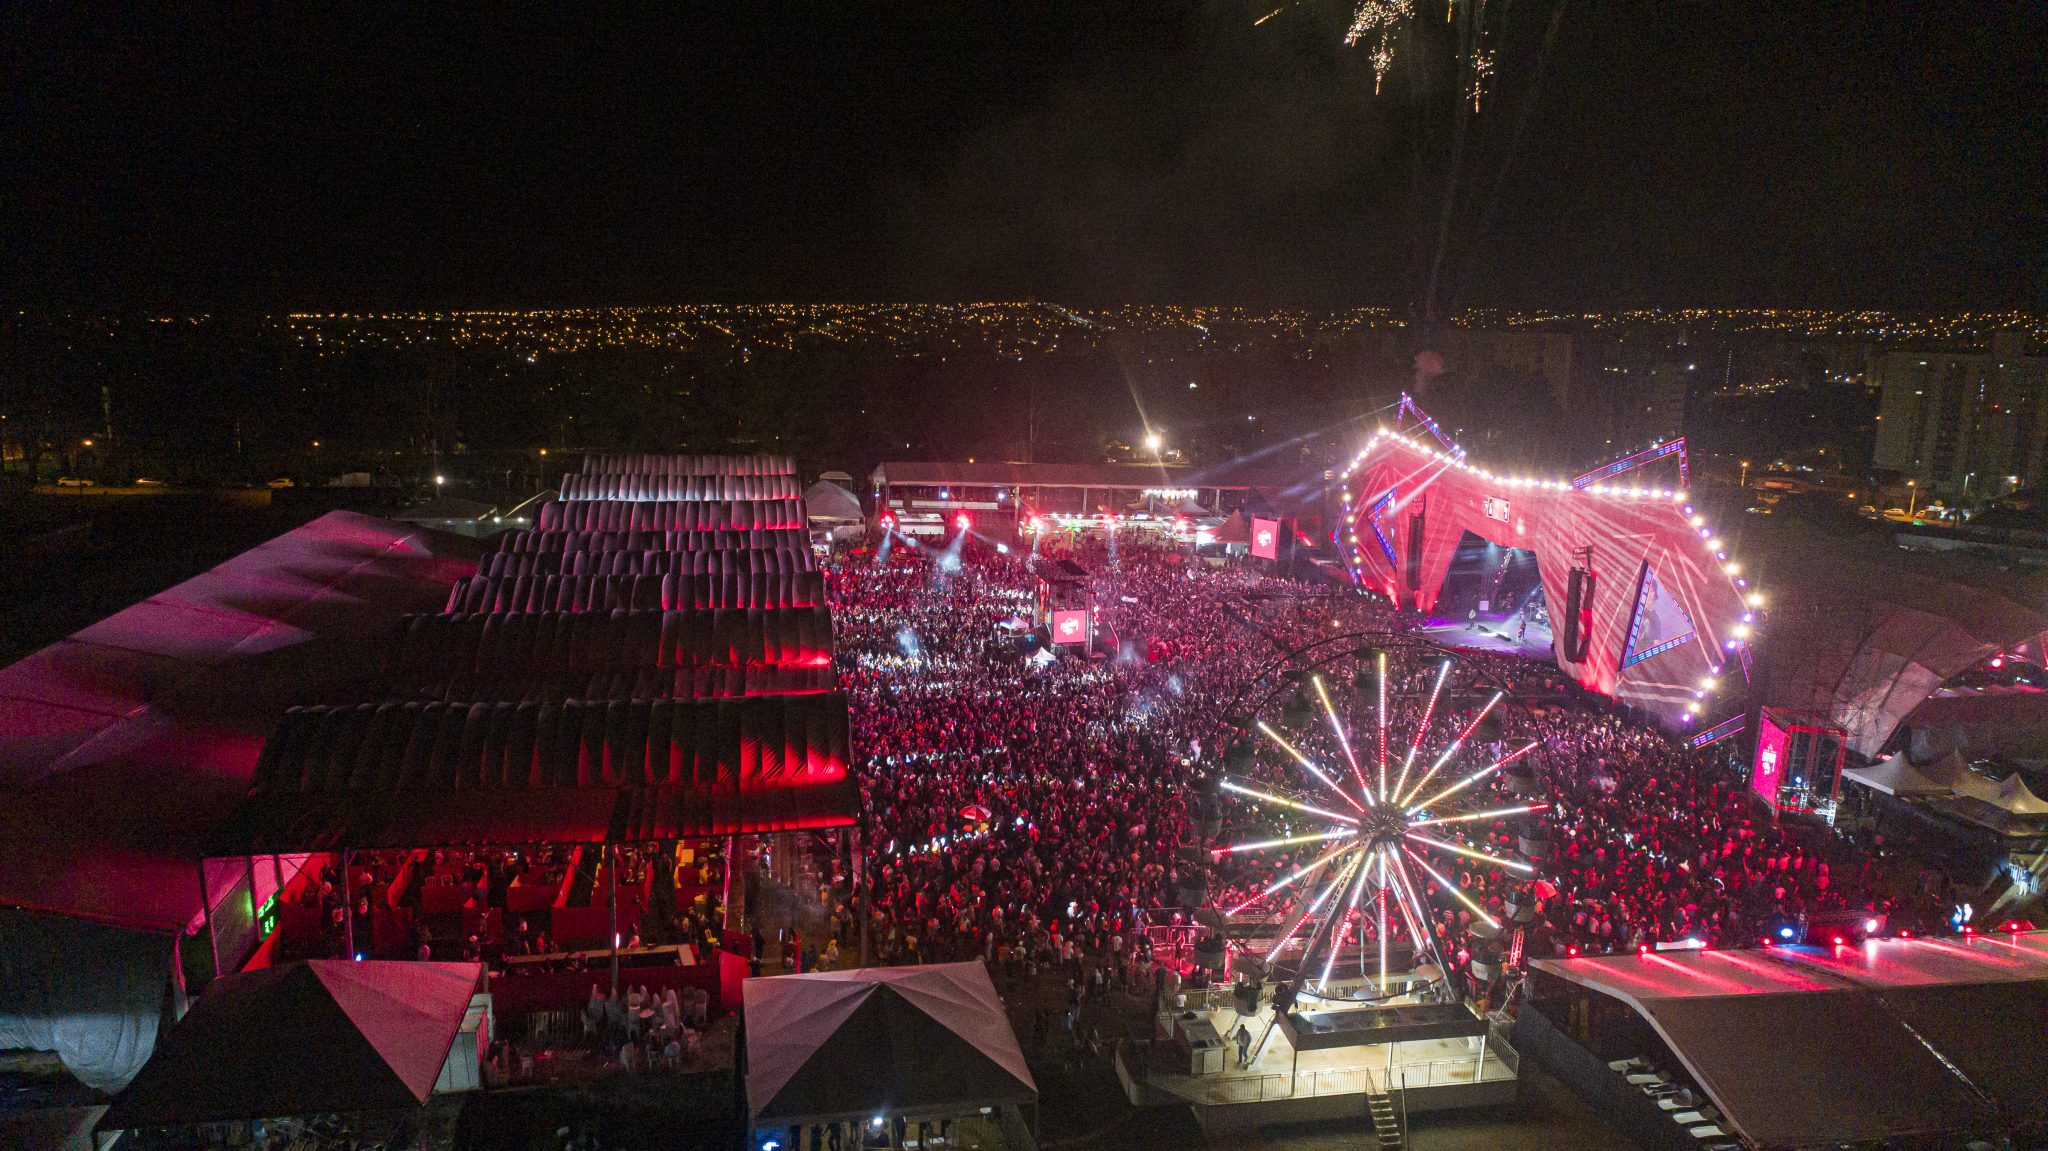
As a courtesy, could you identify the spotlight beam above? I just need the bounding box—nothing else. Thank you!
[1257,722,1367,812]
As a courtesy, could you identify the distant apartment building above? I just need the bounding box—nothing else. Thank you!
[1872,331,2048,499]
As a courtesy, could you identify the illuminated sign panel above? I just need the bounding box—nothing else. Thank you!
[1250,517,1279,560]
[1051,609,1089,645]
[1482,497,1510,522]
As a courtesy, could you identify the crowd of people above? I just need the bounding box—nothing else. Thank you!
[825,528,1945,1005]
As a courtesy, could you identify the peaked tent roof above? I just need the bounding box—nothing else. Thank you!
[743,961,1036,1125]
[1992,772,2048,815]
[1841,752,1956,797]
[802,480,863,524]
[99,961,482,1131]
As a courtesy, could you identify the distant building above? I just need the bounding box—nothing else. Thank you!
[1437,329,1576,411]
[1872,331,2048,499]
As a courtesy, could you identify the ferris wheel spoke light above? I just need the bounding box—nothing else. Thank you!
[1409,802,1549,828]
[1312,674,1372,799]
[1225,840,1351,915]
[1220,779,1360,825]
[1256,721,1367,812]
[1211,828,1353,855]
[1393,658,1451,800]
[1384,852,1436,960]
[1406,830,1535,874]
[1376,650,1390,798]
[1405,740,1537,815]
[1403,846,1504,929]
[1396,690,1502,807]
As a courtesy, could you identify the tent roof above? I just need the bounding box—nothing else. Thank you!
[218,694,856,852]
[743,962,1036,1125]
[1841,752,1955,797]
[1993,772,2048,814]
[802,481,864,523]
[100,961,482,1130]
[0,512,483,933]
[1533,933,2048,1149]
[1213,509,1251,544]
[872,458,1302,493]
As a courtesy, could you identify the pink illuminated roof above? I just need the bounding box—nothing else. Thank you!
[1534,934,2048,1149]
[0,513,482,933]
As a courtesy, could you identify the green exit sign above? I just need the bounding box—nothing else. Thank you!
[256,893,279,940]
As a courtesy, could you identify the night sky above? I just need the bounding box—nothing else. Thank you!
[7,2,2042,310]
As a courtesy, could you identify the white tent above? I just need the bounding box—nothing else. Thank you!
[743,961,1036,1129]
[1841,752,1954,798]
[1990,773,2048,816]
[803,480,864,525]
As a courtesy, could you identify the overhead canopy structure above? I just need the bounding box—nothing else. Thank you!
[1533,933,2048,1149]
[744,962,1037,1128]
[1905,690,2048,764]
[803,480,864,525]
[1738,510,2048,756]
[0,512,481,1092]
[218,694,855,852]
[1840,751,1958,797]
[99,961,483,1132]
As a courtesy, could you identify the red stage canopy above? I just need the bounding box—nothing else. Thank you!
[1342,431,1750,726]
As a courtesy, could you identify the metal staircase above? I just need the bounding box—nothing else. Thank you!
[1366,1077,1406,1150]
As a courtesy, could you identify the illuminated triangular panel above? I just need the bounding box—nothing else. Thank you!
[1620,561,1697,670]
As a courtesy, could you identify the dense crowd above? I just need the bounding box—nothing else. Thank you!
[826,532,1939,1004]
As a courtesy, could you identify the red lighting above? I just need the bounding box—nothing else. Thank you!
[1567,946,1579,957]
[955,513,971,531]
[1899,930,1910,938]
[1832,936,1844,946]
[1963,925,1976,935]
[1761,938,1772,947]
[1638,945,1650,956]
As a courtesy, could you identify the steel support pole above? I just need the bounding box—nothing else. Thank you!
[608,842,620,996]
[340,851,355,960]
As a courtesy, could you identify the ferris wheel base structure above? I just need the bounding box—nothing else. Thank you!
[1339,428,1756,732]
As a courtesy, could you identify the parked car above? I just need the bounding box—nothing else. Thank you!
[265,477,296,489]
[134,477,165,486]
[55,476,92,488]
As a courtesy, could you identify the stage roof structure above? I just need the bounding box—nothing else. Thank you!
[743,961,1037,1128]
[99,961,483,1132]
[1341,427,1750,728]
[1533,932,2048,1149]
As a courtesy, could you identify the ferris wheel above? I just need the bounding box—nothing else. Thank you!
[1203,634,1550,1003]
